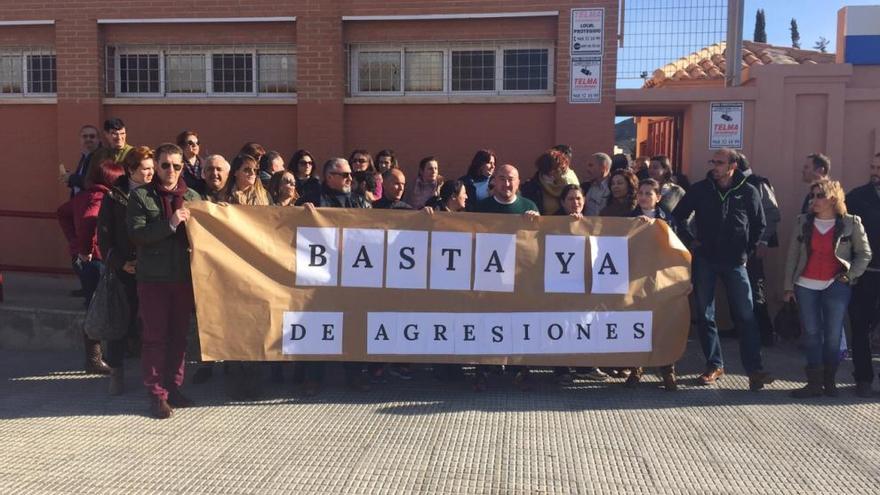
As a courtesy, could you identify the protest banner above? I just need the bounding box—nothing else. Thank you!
[186,203,692,366]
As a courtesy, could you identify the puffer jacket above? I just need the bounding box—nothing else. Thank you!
[782,213,873,291]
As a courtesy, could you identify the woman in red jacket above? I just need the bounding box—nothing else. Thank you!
[58,159,125,375]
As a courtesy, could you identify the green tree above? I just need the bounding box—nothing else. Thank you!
[754,9,767,43]
[790,18,801,49]
[814,36,830,53]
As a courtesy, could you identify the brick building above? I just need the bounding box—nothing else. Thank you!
[0,1,617,273]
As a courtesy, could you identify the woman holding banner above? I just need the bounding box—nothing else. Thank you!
[783,179,872,398]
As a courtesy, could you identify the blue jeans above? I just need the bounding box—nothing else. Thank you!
[794,281,851,367]
[692,256,763,373]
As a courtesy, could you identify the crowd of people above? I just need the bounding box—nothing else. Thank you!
[56,117,880,419]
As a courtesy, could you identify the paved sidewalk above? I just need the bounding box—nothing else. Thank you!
[1,340,879,494]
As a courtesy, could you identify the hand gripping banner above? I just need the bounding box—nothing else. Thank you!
[186,202,692,366]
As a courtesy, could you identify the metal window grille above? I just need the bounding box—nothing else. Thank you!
[617,0,728,83]
[451,50,495,92]
[0,47,56,95]
[105,44,296,97]
[404,51,443,92]
[348,41,553,97]
[503,48,549,91]
[357,51,401,92]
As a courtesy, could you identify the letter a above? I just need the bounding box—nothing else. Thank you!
[483,250,504,273]
[352,245,373,268]
[374,323,390,341]
[598,252,618,275]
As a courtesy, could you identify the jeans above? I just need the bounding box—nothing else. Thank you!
[692,256,763,373]
[849,271,880,382]
[794,281,851,367]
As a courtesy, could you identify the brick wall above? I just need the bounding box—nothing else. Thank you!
[0,0,618,271]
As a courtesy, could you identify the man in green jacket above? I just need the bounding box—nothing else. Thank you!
[89,118,133,170]
[127,142,201,419]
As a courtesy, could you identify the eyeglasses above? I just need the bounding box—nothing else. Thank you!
[160,162,183,171]
[809,192,827,199]
[708,159,727,165]
[185,140,199,147]
[329,172,353,179]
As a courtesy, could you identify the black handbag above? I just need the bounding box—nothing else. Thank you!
[83,268,130,341]
[774,300,802,341]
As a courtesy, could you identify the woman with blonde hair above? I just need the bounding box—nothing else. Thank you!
[783,178,872,398]
[223,154,272,206]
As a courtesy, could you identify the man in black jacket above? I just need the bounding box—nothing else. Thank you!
[846,152,880,397]
[673,148,773,391]
[295,158,370,395]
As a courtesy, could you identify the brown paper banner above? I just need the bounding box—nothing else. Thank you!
[187,202,692,367]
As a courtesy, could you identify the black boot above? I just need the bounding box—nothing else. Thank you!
[823,364,839,397]
[791,366,823,398]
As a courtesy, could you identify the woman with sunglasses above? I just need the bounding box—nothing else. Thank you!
[783,178,872,398]
[222,154,272,206]
[288,149,321,198]
[176,131,205,194]
[268,169,299,206]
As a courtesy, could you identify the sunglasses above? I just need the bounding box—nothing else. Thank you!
[160,162,183,171]
[809,192,827,199]
[298,160,313,166]
[329,172,353,179]
[352,158,368,163]
[185,140,199,146]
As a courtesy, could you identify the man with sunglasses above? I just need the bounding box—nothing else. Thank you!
[127,143,202,419]
[295,158,371,396]
[673,148,773,391]
[59,124,102,197]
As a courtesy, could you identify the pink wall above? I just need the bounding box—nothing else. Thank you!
[621,63,880,311]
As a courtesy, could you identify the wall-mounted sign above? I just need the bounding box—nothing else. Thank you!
[570,56,602,104]
[571,8,604,54]
[709,101,744,149]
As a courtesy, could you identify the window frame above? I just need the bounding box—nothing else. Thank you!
[350,41,553,98]
[110,45,297,98]
[0,50,57,97]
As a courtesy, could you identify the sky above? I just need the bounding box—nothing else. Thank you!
[615,0,873,89]
[743,0,870,52]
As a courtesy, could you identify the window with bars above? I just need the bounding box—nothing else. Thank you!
[349,42,553,97]
[0,50,56,96]
[106,45,296,97]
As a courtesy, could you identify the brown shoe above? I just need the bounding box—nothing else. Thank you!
[697,367,724,385]
[150,397,173,419]
[167,389,194,408]
[108,367,124,396]
[662,371,678,392]
[624,368,643,388]
[83,333,111,375]
[748,371,775,391]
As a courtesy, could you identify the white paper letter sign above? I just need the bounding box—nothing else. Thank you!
[473,233,516,292]
[295,227,339,286]
[589,236,629,294]
[281,312,343,355]
[544,235,586,293]
[386,230,429,289]
[341,228,385,288]
[430,231,473,290]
